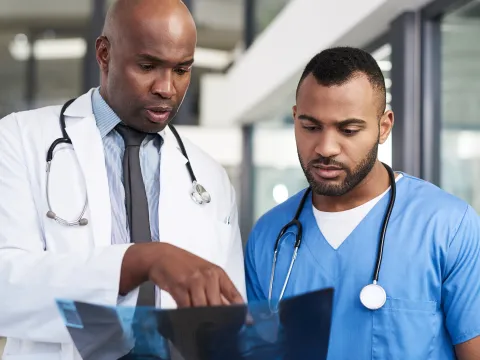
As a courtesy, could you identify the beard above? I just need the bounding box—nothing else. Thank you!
[299,140,379,197]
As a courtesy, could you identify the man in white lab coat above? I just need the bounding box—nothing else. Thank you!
[0,0,246,359]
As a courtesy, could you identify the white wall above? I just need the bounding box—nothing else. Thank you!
[175,125,242,167]
[200,0,434,126]
[199,74,231,127]
[176,126,302,168]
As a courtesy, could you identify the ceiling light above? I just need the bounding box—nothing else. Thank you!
[372,44,392,61]
[193,47,233,70]
[9,33,233,71]
[34,38,87,60]
[377,60,392,72]
[9,36,87,61]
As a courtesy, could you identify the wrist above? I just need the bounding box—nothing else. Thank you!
[143,242,165,279]
[120,243,160,295]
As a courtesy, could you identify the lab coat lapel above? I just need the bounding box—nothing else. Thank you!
[158,131,216,309]
[63,94,112,249]
[157,130,192,249]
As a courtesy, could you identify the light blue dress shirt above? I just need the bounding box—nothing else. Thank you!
[91,88,163,245]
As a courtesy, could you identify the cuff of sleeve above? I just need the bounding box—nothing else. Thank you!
[92,243,135,306]
[452,328,480,345]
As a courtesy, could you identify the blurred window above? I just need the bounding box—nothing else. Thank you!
[440,1,480,211]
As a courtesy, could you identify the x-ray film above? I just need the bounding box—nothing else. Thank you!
[56,288,333,360]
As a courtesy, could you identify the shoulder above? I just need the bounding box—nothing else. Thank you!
[399,173,470,214]
[398,173,477,242]
[248,189,309,247]
[245,189,309,265]
[258,189,309,225]
[0,105,62,137]
[1,105,62,125]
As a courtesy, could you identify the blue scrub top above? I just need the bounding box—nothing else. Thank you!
[245,173,480,359]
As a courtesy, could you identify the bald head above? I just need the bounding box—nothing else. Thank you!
[96,0,197,133]
[103,0,196,45]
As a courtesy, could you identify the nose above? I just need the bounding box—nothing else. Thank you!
[314,131,341,158]
[151,70,175,99]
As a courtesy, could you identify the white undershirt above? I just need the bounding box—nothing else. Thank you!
[312,174,403,250]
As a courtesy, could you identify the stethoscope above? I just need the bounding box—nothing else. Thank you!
[268,162,396,312]
[45,98,211,227]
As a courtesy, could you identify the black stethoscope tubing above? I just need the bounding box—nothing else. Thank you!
[45,98,211,228]
[269,162,396,311]
[47,98,196,183]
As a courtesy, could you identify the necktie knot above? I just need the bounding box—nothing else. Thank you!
[116,124,147,147]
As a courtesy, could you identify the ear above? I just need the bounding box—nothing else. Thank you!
[379,110,394,145]
[292,105,297,119]
[95,36,110,73]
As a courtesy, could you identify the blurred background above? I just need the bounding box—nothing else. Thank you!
[1,0,480,354]
[0,0,479,241]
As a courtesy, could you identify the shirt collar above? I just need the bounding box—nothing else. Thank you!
[91,87,122,139]
[91,87,164,152]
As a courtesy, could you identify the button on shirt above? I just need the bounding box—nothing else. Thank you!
[91,88,163,245]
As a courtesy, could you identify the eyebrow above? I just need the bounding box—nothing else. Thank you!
[137,53,194,67]
[298,114,367,126]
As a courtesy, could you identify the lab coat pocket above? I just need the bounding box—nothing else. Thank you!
[371,298,438,360]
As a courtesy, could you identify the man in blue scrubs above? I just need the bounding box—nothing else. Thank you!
[244,47,480,359]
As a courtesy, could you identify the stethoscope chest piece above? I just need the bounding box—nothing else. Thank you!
[190,181,211,205]
[360,282,387,310]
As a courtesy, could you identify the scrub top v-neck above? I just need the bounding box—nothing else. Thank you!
[245,173,480,360]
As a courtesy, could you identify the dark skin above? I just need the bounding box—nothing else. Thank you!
[97,0,196,133]
[293,72,480,358]
[95,0,243,308]
[294,73,394,212]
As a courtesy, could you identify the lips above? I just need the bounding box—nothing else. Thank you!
[311,165,344,180]
[145,106,173,124]
[146,106,173,112]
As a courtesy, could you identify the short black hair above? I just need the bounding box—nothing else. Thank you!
[296,46,386,115]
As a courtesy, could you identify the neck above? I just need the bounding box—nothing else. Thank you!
[312,161,394,212]
[99,86,109,105]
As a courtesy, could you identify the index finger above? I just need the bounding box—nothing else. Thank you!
[219,273,244,305]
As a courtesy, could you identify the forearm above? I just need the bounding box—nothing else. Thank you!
[119,242,160,295]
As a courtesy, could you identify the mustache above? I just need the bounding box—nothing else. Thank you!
[307,157,345,169]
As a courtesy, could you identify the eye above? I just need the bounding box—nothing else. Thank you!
[303,125,319,132]
[342,128,360,136]
[175,68,189,75]
[139,64,154,71]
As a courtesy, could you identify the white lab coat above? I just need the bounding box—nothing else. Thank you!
[0,89,246,360]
